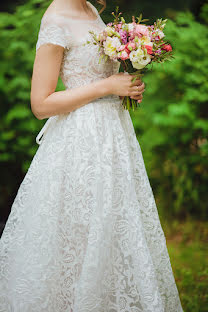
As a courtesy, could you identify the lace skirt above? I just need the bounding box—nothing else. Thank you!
[0,95,183,312]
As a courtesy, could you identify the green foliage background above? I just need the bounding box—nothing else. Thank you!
[132,8,208,220]
[0,0,207,310]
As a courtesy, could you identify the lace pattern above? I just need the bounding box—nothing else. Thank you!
[0,2,184,311]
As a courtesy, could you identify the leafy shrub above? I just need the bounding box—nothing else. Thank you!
[131,8,208,219]
[0,0,61,217]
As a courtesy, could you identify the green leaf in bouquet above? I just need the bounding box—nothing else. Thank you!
[121,17,125,24]
[132,99,136,112]
[141,19,149,23]
[126,96,130,111]
[111,6,122,25]
[134,36,139,43]
[131,76,138,83]
[137,14,143,24]
[115,32,121,38]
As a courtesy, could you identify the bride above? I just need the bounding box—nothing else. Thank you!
[0,0,184,311]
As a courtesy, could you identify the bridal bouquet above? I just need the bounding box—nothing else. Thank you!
[86,7,174,111]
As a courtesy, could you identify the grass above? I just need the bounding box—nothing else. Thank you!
[162,218,208,312]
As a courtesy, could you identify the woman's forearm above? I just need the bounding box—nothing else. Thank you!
[32,77,112,120]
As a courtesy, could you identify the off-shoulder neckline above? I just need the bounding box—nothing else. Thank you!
[42,1,100,23]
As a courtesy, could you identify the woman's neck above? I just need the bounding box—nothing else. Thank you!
[53,0,89,12]
[51,0,97,20]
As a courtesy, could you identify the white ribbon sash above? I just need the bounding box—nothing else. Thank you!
[36,117,54,145]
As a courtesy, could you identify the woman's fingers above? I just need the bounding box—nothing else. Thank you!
[130,94,143,101]
[131,78,142,86]
[137,82,145,92]
[129,80,145,102]
[131,83,145,95]
[120,76,146,102]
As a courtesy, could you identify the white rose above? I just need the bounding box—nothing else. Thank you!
[141,37,153,46]
[130,49,151,70]
[129,48,143,62]
[98,33,106,42]
[103,37,121,58]
[105,26,114,37]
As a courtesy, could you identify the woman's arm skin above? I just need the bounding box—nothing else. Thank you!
[31,44,145,120]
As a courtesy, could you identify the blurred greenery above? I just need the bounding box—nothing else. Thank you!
[0,0,207,310]
[131,6,208,220]
[163,218,208,312]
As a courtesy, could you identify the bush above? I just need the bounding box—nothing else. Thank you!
[131,7,208,219]
[0,0,60,217]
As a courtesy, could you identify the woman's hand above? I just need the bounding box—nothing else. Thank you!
[106,72,145,104]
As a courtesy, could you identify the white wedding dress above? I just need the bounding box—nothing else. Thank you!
[0,2,184,312]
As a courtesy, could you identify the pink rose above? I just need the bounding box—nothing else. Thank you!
[162,44,172,52]
[127,42,136,51]
[115,23,123,32]
[120,51,129,60]
[135,25,149,37]
[154,36,160,41]
[118,45,126,52]
[144,45,153,54]
[119,30,128,44]
[129,30,136,40]
[124,43,135,54]
[117,23,122,30]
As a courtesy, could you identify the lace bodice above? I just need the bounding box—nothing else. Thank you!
[36,1,120,89]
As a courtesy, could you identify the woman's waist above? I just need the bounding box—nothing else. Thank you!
[88,94,124,114]
[92,94,121,104]
[35,95,124,145]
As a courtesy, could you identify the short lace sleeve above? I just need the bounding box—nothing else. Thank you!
[36,14,70,51]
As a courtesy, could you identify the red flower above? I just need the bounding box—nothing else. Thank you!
[144,45,153,55]
[162,44,172,52]
[124,44,131,54]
